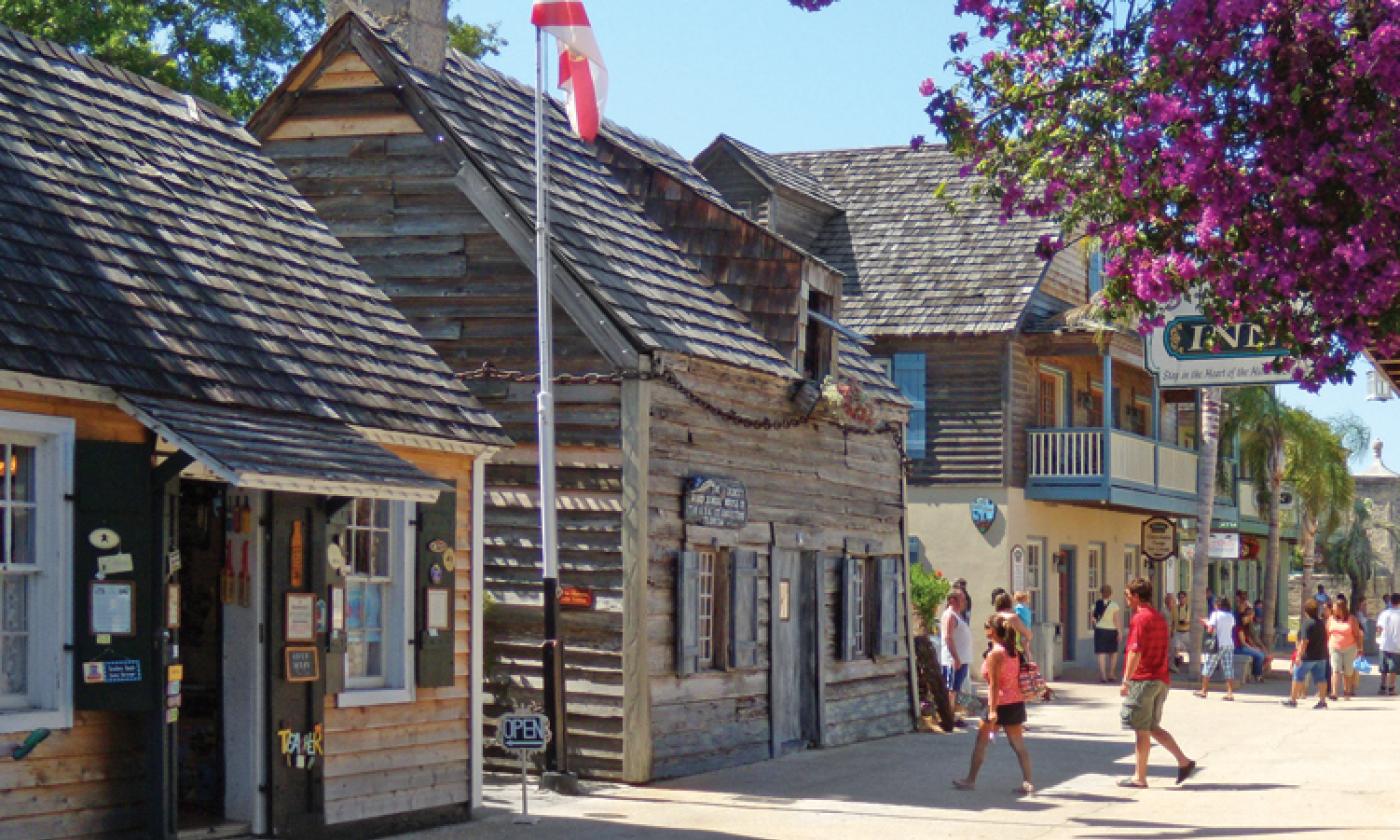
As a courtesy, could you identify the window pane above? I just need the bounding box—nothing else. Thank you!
[364,638,383,678]
[354,528,372,574]
[2,576,27,631]
[0,634,25,695]
[347,632,366,678]
[364,583,382,632]
[372,531,390,578]
[346,582,364,630]
[8,446,34,503]
[372,499,389,529]
[354,498,374,528]
[9,507,34,565]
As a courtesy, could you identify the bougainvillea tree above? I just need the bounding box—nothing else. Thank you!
[790,0,1400,388]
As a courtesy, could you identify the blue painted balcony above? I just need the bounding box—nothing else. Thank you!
[1026,428,1200,516]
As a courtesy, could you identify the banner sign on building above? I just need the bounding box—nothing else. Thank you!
[1143,298,1295,387]
[683,476,747,529]
[1209,531,1241,560]
[1141,516,1177,562]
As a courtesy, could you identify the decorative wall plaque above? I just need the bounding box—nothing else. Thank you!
[683,476,748,529]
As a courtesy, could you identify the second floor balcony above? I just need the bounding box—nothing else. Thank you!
[1027,427,1200,516]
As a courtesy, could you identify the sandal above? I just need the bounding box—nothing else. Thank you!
[1116,778,1148,788]
[1016,782,1036,796]
[1222,695,1234,701]
[952,779,975,791]
[1193,691,1207,698]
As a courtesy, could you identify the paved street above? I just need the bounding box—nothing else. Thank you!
[402,664,1400,840]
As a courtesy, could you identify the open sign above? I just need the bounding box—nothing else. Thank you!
[498,712,551,752]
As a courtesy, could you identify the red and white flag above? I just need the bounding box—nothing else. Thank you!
[531,1,607,142]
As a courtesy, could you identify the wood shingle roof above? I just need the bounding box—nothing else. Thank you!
[773,145,1060,338]
[0,23,508,447]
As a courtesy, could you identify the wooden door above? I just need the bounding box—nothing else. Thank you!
[1059,548,1076,661]
[267,493,326,837]
[1037,372,1060,427]
[770,550,803,757]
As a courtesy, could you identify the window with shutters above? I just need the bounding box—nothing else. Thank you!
[676,547,758,674]
[1088,249,1105,294]
[0,412,72,732]
[332,498,414,705]
[890,353,927,459]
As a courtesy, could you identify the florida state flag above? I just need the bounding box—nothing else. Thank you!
[531,1,608,142]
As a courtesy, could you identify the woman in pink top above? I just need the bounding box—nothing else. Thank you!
[1327,596,1363,700]
[953,614,1034,795]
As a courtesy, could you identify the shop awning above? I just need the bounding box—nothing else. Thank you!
[117,393,449,503]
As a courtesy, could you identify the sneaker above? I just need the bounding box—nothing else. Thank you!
[1314,700,1328,710]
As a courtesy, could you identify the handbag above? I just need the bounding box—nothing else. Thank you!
[1018,658,1048,701]
[1203,631,1220,655]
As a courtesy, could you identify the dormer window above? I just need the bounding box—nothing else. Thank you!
[804,290,834,381]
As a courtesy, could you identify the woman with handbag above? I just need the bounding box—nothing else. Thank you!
[1327,595,1363,700]
[1092,585,1123,683]
[952,614,1035,796]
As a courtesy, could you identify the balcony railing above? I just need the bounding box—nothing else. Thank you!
[1027,428,1200,513]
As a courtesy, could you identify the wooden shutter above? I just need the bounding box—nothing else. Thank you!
[892,353,926,459]
[675,550,701,675]
[877,556,904,658]
[840,554,861,661]
[415,489,457,688]
[729,550,760,669]
[73,440,156,712]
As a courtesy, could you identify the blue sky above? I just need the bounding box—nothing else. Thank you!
[450,0,1400,465]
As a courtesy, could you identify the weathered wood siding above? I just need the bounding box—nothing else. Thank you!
[1039,244,1090,306]
[692,152,770,227]
[597,145,806,365]
[769,193,835,251]
[645,355,909,779]
[321,448,476,825]
[0,393,147,840]
[261,70,628,780]
[873,338,1008,486]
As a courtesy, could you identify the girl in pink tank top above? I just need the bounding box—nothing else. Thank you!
[953,615,1035,795]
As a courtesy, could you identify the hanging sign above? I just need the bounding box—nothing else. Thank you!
[683,476,748,529]
[970,498,997,534]
[82,660,142,684]
[277,724,324,769]
[1141,516,1178,562]
[1143,297,1294,387]
[285,593,316,642]
[289,520,305,588]
[284,646,320,683]
[559,586,595,610]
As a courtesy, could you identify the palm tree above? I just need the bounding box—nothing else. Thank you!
[1325,498,1396,604]
[1289,412,1368,618]
[1222,386,1289,646]
[1188,386,1223,671]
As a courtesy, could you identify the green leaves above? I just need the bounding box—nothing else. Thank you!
[0,2,502,119]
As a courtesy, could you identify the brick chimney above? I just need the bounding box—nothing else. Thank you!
[327,0,450,74]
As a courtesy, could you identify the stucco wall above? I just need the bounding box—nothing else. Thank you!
[908,487,1154,675]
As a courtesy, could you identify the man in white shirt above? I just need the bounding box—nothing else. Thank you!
[1376,593,1400,697]
[1196,599,1238,700]
[940,591,973,710]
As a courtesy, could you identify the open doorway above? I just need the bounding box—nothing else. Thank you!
[174,482,263,838]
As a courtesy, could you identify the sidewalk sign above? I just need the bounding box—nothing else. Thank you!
[499,709,552,824]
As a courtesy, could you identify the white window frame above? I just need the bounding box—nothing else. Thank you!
[337,500,415,708]
[1086,542,1104,625]
[1025,537,1047,622]
[0,411,73,733]
[1123,545,1141,590]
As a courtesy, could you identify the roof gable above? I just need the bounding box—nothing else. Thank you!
[0,23,507,447]
[699,134,843,210]
[773,145,1061,338]
[281,15,797,379]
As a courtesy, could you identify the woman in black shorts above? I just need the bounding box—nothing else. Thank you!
[953,615,1034,795]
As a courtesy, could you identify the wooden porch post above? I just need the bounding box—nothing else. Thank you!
[1102,352,1113,491]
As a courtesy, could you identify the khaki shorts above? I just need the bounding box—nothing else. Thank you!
[1330,645,1357,676]
[1121,679,1169,731]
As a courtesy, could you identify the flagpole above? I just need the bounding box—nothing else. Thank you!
[534,23,568,780]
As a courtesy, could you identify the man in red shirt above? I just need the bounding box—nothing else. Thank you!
[1118,577,1197,788]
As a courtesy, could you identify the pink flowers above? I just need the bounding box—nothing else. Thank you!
[917,0,1400,387]
[919,77,937,96]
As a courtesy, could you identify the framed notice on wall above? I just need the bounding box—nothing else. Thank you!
[90,581,135,637]
[285,592,316,643]
[284,645,319,683]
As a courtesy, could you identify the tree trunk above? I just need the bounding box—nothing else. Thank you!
[1262,437,1284,648]
[1298,511,1317,626]
[1190,387,1222,672]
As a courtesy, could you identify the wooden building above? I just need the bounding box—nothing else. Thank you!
[0,23,511,839]
[696,138,1270,670]
[251,5,914,784]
